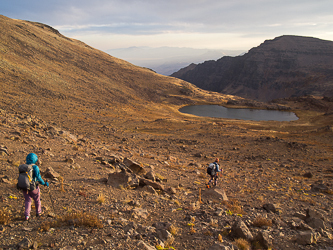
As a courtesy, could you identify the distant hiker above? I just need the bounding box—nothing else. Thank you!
[17,153,49,221]
[206,158,222,188]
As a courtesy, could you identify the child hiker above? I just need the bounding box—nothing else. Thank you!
[18,153,49,221]
[206,158,222,188]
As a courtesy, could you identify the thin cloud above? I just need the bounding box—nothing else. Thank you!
[1,0,332,50]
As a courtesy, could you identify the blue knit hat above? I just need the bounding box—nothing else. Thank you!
[26,153,38,164]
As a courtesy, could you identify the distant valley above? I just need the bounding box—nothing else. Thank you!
[106,46,244,76]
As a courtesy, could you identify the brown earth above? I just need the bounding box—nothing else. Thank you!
[0,15,333,250]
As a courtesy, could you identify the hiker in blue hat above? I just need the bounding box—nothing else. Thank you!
[20,153,49,221]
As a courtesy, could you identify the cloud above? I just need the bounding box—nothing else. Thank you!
[1,0,333,50]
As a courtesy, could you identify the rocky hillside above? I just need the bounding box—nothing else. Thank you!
[171,35,333,102]
[1,15,333,250]
[1,103,333,250]
[0,14,230,138]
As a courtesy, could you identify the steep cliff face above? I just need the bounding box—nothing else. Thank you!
[172,35,333,102]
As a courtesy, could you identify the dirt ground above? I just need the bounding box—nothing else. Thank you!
[0,97,332,250]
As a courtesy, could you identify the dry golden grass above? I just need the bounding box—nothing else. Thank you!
[252,216,273,227]
[169,225,180,236]
[234,238,251,250]
[59,176,65,192]
[225,200,245,215]
[97,193,106,204]
[39,210,103,231]
[0,207,12,225]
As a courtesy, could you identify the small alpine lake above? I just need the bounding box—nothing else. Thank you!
[179,105,298,121]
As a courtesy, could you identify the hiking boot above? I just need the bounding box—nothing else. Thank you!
[36,211,44,217]
[25,216,29,221]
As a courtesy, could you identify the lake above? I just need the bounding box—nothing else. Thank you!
[179,105,298,121]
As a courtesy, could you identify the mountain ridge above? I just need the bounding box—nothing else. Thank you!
[0,14,231,136]
[171,35,333,102]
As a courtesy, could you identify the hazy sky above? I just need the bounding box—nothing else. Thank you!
[1,0,333,51]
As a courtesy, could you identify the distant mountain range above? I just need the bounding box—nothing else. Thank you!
[106,47,244,76]
[171,35,333,102]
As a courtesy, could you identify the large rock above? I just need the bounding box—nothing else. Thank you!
[255,230,273,249]
[132,208,149,219]
[17,237,33,249]
[123,158,146,175]
[44,167,60,179]
[231,220,253,241]
[296,231,317,245]
[107,170,139,189]
[202,187,228,201]
[137,241,156,250]
[305,208,329,230]
[139,178,165,191]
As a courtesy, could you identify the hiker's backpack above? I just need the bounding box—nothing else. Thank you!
[17,164,36,191]
[207,163,217,176]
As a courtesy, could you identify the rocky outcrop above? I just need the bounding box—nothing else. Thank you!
[172,35,333,101]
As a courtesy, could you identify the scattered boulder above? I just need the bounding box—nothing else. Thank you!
[305,208,329,230]
[145,170,156,182]
[0,147,9,155]
[310,183,329,192]
[296,231,317,245]
[202,187,228,201]
[107,170,139,189]
[65,157,75,164]
[156,229,174,243]
[139,178,165,191]
[123,158,146,175]
[303,172,313,178]
[231,220,254,241]
[255,230,273,249]
[137,240,156,250]
[208,243,234,250]
[141,185,157,195]
[44,167,61,179]
[263,203,278,213]
[132,208,149,219]
[17,237,33,249]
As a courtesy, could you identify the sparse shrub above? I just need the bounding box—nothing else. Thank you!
[226,200,245,215]
[97,194,105,204]
[252,216,272,227]
[188,216,196,234]
[234,238,251,250]
[169,225,179,236]
[204,230,213,236]
[0,207,12,225]
[39,210,103,231]
[164,237,175,249]
[59,176,65,192]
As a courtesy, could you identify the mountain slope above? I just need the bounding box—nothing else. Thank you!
[171,35,333,102]
[0,15,227,136]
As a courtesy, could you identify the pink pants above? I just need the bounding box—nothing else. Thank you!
[22,186,42,217]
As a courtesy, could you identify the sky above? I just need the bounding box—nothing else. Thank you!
[1,0,333,52]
